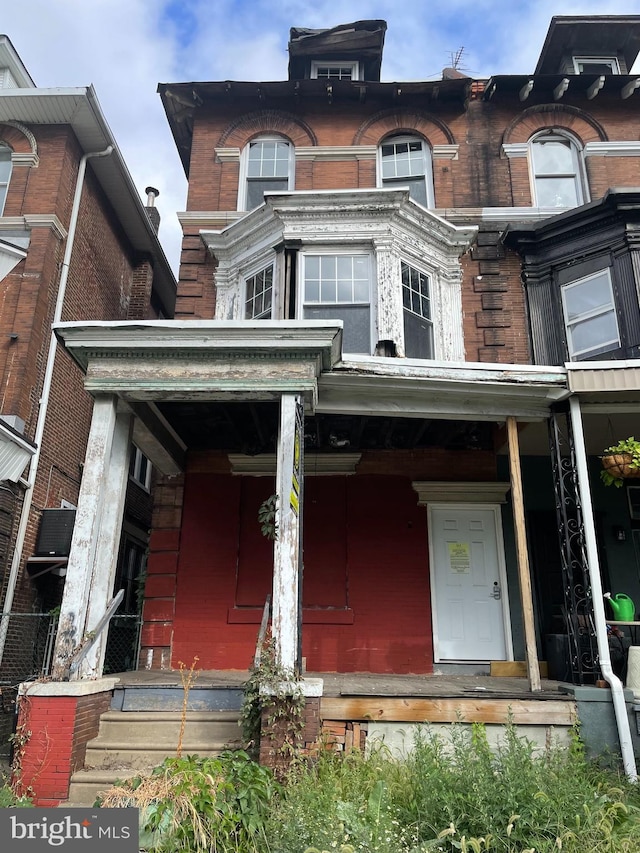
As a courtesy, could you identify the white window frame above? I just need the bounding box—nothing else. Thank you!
[243,262,274,320]
[0,144,12,216]
[401,260,434,359]
[377,134,434,208]
[572,55,620,74]
[129,445,152,491]
[561,268,620,360]
[298,249,375,355]
[238,135,294,212]
[529,131,586,209]
[310,60,360,80]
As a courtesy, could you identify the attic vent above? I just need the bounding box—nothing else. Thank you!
[35,509,76,557]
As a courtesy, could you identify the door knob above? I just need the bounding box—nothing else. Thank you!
[490,581,501,600]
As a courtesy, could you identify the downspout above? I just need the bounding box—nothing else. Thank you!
[0,145,114,665]
[569,395,637,781]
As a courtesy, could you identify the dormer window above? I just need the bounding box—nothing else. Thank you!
[310,61,360,80]
[572,56,620,74]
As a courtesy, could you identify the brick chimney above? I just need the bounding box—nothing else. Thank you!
[145,186,161,233]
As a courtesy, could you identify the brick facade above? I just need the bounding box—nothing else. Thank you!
[13,684,113,805]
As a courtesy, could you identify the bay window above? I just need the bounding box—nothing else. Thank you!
[301,253,372,354]
[561,268,620,360]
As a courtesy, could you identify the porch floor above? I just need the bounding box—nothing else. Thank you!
[111,669,572,701]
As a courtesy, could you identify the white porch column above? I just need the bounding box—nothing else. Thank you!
[80,408,132,678]
[52,395,130,680]
[272,393,303,672]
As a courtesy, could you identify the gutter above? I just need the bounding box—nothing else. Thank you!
[0,145,114,665]
[569,395,637,782]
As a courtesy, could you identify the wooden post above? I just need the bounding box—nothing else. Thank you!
[506,415,541,692]
[81,411,132,678]
[52,396,131,681]
[272,393,303,672]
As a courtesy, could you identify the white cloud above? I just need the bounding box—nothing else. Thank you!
[3,1,640,281]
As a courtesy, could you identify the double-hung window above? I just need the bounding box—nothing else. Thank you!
[302,253,372,354]
[243,137,293,211]
[244,265,273,319]
[402,262,434,359]
[0,144,12,215]
[530,132,585,209]
[380,135,434,208]
[561,268,620,359]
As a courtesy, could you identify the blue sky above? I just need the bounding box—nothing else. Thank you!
[3,0,640,273]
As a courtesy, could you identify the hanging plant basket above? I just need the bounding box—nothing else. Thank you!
[601,438,640,487]
[601,453,640,480]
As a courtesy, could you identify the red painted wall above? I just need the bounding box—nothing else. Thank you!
[172,472,432,673]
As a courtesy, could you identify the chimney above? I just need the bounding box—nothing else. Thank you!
[145,186,161,234]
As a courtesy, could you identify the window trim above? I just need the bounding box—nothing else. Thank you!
[0,144,13,216]
[129,445,152,491]
[561,268,620,360]
[310,60,360,80]
[529,131,587,209]
[298,249,375,355]
[243,262,275,320]
[238,135,294,212]
[377,134,434,208]
[572,55,620,74]
[401,259,434,360]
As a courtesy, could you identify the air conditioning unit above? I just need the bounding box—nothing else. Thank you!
[35,509,76,557]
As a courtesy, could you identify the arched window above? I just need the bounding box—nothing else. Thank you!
[241,136,294,211]
[530,132,586,209]
[0,144,12,215]
[379,134,434,208]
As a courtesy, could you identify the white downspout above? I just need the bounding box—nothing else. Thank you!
[0,145,113,665]
[569,395,637,781]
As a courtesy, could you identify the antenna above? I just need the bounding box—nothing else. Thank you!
[450,47,465,70]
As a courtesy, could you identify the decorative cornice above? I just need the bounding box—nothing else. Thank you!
[432,145,459,160]
[11,152,39,168]
[501,143,528,159]
[412,481,511,504]
[584,141,640,157]
[178,211,242,229]
[228,452,361,475]
[22,214,67,240]
[295,145,376,161]
[215,147,240,162]
[0,214,67,240]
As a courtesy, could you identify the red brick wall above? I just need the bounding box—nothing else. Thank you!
[0,124,158,614]
[170,468,436,673]
[13,689,111,805]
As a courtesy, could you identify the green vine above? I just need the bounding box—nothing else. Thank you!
[258,494,279,540]
[240,635,305,771]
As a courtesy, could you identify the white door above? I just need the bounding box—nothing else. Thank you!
[429,504,511,661]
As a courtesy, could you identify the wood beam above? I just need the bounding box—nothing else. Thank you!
[506,416,541,692]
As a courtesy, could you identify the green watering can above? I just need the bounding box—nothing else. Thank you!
[604,592,636,622]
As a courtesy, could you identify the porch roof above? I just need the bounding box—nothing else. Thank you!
[54,320,570,474]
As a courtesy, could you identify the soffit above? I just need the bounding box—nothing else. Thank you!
[0,87,176,316]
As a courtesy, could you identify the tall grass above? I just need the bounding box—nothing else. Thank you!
[266,722,640,853]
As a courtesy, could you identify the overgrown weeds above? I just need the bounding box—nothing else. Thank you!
[99,750,276,852]
[265,721,640,853]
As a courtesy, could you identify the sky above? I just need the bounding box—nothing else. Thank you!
[3,0,640,276]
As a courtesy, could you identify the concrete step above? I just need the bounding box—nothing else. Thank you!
[91,710,241,746]
[67,709,244,806]
[66,768,140,808]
